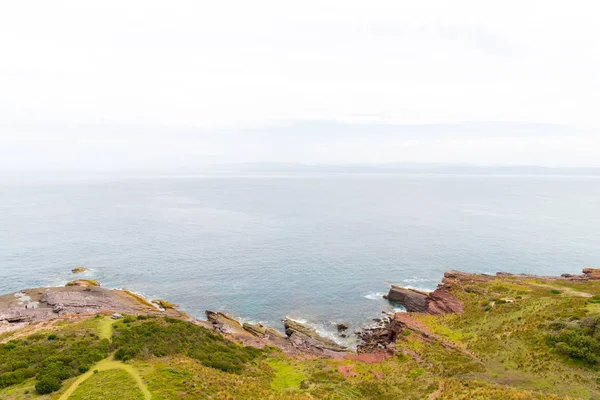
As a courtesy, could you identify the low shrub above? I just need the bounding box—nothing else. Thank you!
[111,318,263,373]
[588,295,600,304]
[35,375,61,394]
[0,328,109,391]
[547,316,600,365]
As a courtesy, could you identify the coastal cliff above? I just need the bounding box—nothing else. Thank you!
[3,269,600,399]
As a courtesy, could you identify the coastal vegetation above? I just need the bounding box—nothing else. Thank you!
[111,316,263,373]
[2,272,600,399]
[0,319,109,393]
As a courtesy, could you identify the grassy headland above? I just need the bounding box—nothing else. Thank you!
[2,271,600,399]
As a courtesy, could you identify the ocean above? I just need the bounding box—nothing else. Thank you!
[1,172,599,344]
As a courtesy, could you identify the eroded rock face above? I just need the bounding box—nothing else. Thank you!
[426,288,464,315]
[384,285,463,315]
[384,287,429,312]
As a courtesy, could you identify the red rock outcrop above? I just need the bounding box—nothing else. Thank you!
[384,280,464,315]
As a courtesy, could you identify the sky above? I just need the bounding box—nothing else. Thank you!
[1,1,599,170]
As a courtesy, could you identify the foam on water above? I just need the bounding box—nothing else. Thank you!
[363,292,386,300]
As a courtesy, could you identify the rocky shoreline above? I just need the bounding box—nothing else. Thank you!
[3,268,599,360]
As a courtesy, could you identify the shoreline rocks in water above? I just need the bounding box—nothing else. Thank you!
[204,311,347,357]
[71,267,89,274]
[65,279,100,287]
[283,318,347,352]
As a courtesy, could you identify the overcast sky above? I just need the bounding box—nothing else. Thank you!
[1,1,599,170]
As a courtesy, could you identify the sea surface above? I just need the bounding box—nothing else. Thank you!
[1,173,599,343]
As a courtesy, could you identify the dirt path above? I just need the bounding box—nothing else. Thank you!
[57,357,151,400]
[98,318,116,340]
[521,281,592,297]
[58,317,151,400]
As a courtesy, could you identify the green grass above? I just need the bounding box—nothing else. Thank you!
[97,317,117,341]
[68,369,144,400]
[410,276,600,399]
[268,357,306,391]
[5,274,600,399]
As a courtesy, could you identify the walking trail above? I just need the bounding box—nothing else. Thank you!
[57,318,151,400]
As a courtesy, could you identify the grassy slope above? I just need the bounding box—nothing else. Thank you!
[68,369,143,400]
[2,276,600,399]
[409,276,600,399]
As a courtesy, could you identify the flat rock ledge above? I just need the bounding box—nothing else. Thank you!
[0,286,185,335]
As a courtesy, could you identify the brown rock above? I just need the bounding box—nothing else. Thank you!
[582,268,600,279]
[384,286,429,312]
[243,322,267,337]
[385,283,463,316]
[205,311,247,335]
[283,318,347,352]
[426,288,464,315]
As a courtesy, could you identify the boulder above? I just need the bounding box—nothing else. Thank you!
[71,267,89,274]
[336,323,349,332]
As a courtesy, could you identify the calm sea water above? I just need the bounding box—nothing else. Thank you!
[1,173,599,342]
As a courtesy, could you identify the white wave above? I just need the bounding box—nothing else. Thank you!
[285,316,307,324]
[401,278,434,283]
[403,285,434,292]
[286,316,357,348]
[363,292,386,300]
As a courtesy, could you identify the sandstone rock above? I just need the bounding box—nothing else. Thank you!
[152,299,177,309]
[205,311,247,335]
[283,318,347,352]
[264,327,287,339]
[385,284,463,315]
[71,267,89,274]
[243,322,267,336]
[426,288,464,315]
[384,286,429,312]
[582,268,600,279]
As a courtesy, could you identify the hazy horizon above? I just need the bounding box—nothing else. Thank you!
[2,2,600,170]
